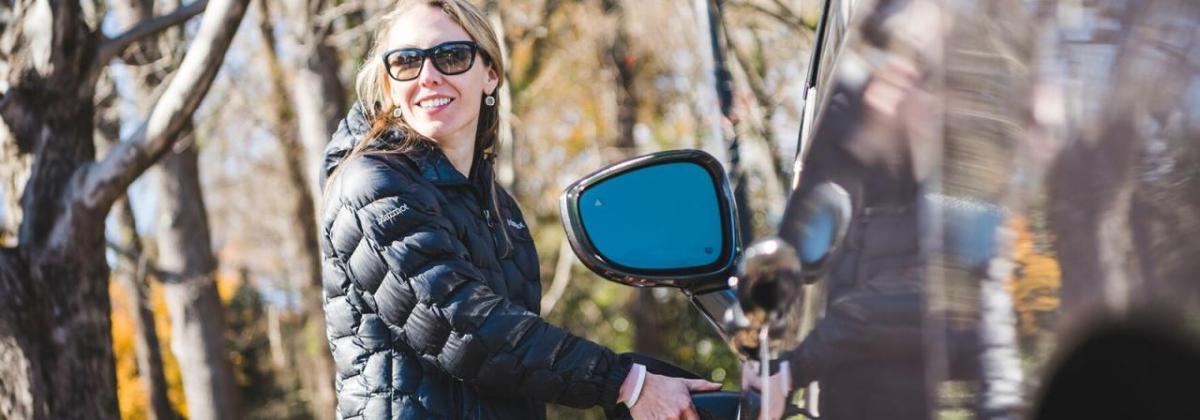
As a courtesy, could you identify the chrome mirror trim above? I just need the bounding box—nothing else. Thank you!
[559,149,742,294]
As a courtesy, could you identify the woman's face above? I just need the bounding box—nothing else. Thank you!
[385,5,498,147]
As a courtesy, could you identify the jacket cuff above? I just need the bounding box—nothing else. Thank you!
[600,353,634,410]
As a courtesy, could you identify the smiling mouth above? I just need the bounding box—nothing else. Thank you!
[418,97,454,109]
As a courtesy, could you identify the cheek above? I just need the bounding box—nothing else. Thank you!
[390,84,404,105]
[389,83,415,117]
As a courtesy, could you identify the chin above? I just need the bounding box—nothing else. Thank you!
[408,121,445,138]
[415,128,451,141]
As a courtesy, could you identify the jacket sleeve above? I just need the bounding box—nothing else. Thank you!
[328,155,631,409]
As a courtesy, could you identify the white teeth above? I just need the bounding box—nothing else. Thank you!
[418,97,451,108]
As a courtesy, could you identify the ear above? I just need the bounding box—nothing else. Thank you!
[485,66,500,96]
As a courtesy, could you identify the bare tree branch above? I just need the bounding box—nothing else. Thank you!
[724,26,773,109]
[510,0,564,96]
[105,240,170,282]
[327,11,384,50]
[77,0,250,215]
[723,16,792,191]
[97,0,210,65]
[727,0,817,32]
[540,236,575,315]
[315,0,365,33]
[769,0,805,24]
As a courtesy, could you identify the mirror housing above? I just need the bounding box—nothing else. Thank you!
[560,150,740,294]
[778,181,852,283]
[729,182,852,357]
[730,237,805,356]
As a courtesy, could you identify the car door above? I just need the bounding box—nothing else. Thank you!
[782,0,1200,418]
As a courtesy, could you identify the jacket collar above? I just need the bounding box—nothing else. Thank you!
[404,145,469,186]
[402,141,495,190]
[321,103,493,190]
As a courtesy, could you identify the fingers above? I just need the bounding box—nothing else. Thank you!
[685,378,722,391]
[681,402,701,420]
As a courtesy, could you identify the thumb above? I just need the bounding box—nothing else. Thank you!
[685,379,723,391]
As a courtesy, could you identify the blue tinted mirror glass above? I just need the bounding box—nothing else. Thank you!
[781,182,851,272]
[797,209,836,266]
[579,162,724,270]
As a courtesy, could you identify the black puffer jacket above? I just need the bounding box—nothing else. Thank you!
[319,105,630,419]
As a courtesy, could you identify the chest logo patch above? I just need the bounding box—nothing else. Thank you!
[379,203,410,224]
[506,219,526,230]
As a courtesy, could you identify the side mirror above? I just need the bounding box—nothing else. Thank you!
[779,181,852,282]
[560,150,740,294]
[730,182,852,356]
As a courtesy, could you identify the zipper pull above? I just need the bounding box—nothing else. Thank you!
[483,209,494,227]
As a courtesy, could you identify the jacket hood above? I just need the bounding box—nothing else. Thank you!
[321,102,371,189]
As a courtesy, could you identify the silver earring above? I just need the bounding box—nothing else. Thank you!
[393,108,402,118]
[485,95,496,107]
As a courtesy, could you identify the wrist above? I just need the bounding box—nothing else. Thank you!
[618,363,647,408]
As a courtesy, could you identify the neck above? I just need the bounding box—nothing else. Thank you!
[440,140,475,178]
[434,123,478,177]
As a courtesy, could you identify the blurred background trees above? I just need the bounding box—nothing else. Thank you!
[1,0,816,418]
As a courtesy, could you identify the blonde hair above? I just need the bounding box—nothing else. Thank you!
[345,0,506,166]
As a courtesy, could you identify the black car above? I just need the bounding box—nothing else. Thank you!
[559,0,1200,418]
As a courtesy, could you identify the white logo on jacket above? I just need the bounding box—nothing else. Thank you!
[379,203,410,224]
[506,219,526,230]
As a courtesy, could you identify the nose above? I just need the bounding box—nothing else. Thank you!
[417,56,444,87]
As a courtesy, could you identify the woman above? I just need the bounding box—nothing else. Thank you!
[318,1,719,419]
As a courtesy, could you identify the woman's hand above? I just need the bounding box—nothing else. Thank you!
[620,364,722,420]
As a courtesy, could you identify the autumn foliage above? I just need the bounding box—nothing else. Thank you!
[1007,217,1063,338]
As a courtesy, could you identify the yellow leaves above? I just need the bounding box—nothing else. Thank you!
[1008,217,1062,337]
[215,270,242,303]
[110,282,149,420]
[110,278,189,419]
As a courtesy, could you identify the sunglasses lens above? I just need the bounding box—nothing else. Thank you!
[387,50,425,81]
[432,44,475,75]
[384,43,477,81]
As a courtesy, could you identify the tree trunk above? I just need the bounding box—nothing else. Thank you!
[283,0,348,201]
[97,69,175,420]
[153,138,241,420]
[292,40,347,198]
[0,2,115,418]
[0,0,248,417]
[121,4,242,417]
[0,219,116,420]
[259,1,339,415]
[0,135,31,245]
[1048,122,1140,312]
[113,198,177,420]
[277,115,337,418]
[267,305,288,369]
[1046,1,1145,314]
[602,0,639,160]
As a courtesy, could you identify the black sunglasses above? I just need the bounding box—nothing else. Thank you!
[381,41,481,82]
